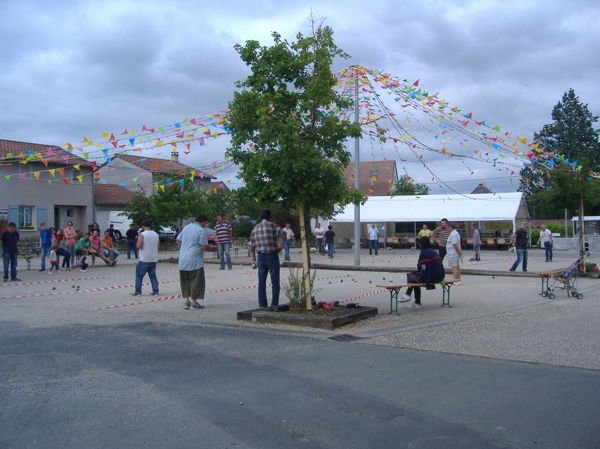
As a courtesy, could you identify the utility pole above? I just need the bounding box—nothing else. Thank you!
[353,66,361,266]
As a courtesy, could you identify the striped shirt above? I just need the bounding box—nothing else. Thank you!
[249,219,283,254]
[432,225,451,245]
[214,221,232,244]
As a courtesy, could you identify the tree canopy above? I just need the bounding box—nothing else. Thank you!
[391,174,430,196]
[122,178,213,229]
[519,89,600,217]
[225,24,363,218]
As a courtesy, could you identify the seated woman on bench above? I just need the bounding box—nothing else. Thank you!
[402,236,445,308]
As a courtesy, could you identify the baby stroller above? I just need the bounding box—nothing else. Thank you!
[544,254,586,300]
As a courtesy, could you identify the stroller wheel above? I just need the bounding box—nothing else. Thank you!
[576,293,583,300]
[548,293,556,300]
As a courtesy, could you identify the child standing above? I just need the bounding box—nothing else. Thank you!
[48,247,59,274]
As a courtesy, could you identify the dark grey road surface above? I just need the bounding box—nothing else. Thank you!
[1,320,599,449]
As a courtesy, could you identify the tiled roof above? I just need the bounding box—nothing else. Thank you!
[343,161,398,187]
[0,139,91,167]
[115,154,214,179]
[206,181,230,191]
[470,183,493,194]
[94,184,136,205]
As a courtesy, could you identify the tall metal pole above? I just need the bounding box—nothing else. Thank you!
[353,67,361,266]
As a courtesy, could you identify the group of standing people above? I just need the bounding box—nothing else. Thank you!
[313,222,336,258]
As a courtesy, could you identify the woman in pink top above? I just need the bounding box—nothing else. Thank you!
[63,221,77,266]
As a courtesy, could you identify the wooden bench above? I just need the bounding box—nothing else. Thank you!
[377,280,457,314]
[537,269,567,298]
[17,242,40,270]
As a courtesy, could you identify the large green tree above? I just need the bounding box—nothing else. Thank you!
[391,174,430,195]
[123,178,213,230]
[226,24,363,308]
[519,89,600,217]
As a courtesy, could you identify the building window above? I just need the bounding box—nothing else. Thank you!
[19,206,34,229]
[66,208,74,219]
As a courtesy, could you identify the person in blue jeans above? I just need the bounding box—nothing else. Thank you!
[509,224,529,272]
[368,224,379,255]
[283,222,294,261]
[131,221,160,296]
[324,225,336,259]
[125,224,139,259]
[2,222,21,282]
[38,222,52,272]
[249,209,283,309]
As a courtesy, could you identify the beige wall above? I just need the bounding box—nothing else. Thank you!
[0,165,93,239]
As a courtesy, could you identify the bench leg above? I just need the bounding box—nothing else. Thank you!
[441,284,452,307]
[388,288,403,315]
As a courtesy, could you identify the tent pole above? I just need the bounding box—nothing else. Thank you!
[383,222,387,250]
[414,221,417,250]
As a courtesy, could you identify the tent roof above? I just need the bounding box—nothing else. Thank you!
[333,192,525,223]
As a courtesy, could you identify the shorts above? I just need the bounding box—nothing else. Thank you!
[473,244,481,251]
[447,255,460,268]
[180,268,205,300]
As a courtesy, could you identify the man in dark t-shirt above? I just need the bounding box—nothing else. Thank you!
[1,222,20,281]
[324,225,336,259]
[509,224,529,272]
[125,224,139,259]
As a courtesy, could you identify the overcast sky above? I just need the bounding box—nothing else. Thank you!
[1,0,598,193]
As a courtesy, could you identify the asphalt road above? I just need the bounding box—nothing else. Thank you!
[2,319,599,449]
[1,250,599,448]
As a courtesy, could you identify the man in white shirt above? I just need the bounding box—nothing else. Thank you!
[539,224,553,262]
[314,222,325,254]
[445,222,463,284]
[131,221,160,296]
[177,214,209,310]
[368,224,379,255]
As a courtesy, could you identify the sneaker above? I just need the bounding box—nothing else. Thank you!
[409,302,422,309]
[184,300,191,310]
[3,278,7,282]
[151,291,160,296]
[130,292,142,296]
[80,269,87,272]
[191,302,204,309]
[12,278,22,281]
[400,294,411,302]
[111,261,117,267]
[38,269,46,272]
[48,271,54,275]
[453,280,462,286]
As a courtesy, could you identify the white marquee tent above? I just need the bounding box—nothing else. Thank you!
[333,192,529,230]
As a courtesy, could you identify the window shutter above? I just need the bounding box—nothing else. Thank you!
[8,205,18,227]
[37,206,47,227]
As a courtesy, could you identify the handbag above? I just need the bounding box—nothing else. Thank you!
[406,271,423,283]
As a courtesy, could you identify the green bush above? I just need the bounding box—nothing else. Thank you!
[232,219,254,238]
[547,223,573,237]
[531,228,540,244]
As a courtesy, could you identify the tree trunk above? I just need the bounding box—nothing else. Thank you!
[298,204,312,310]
